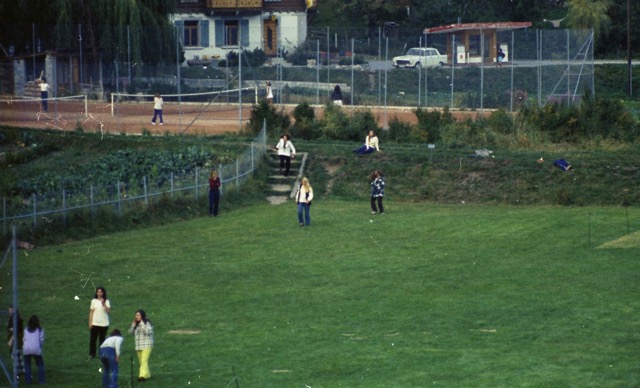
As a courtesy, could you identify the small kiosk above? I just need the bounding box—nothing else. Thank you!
[424,22,532,66]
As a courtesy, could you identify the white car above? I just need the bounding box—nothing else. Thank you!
[393,47,446,69]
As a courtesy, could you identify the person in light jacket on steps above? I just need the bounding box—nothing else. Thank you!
[274,134,296,176]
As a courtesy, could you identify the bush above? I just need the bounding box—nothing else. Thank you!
[219,48,267,68]
[388,118,413,142]
[290,102,318,140]
[247,100,291,136]
[414,107,453,143]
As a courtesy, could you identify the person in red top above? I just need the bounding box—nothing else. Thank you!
[208,169,221,216]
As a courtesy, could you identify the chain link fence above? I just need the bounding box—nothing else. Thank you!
[2,124,267,237]
[2,25,594,114]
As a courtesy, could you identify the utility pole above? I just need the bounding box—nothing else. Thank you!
[628,0,632,97]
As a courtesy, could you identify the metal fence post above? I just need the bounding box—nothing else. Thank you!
[3,197,6,236]
[117,181,122,216]
[62,189,67,226]
[90,185,95,220]
[143,176,148,207]
[219,163,223,195]
[32,193,37,228]
[236,159,240,188]
[195,167,199,201]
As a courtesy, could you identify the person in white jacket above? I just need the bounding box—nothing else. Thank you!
[23,315,45,384]
[275,134,296,176]
[296,177,314,226]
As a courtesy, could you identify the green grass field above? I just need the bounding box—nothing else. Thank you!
[8,201,640,387]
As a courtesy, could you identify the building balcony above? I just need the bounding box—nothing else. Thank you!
[206,0,262,9]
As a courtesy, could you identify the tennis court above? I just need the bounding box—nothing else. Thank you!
[0,90,255,135]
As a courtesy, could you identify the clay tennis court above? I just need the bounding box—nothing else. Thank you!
[0,95,487,135]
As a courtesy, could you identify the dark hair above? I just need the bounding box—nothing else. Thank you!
[27,315,41,333]
[110,329,122,337]
[94,287,108,300]
[334,85,341,93]
[41,77,46,82]
[135,309,151,327]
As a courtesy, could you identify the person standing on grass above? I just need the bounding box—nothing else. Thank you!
[36,78,51,112]
[129,309,154,382]
[208,169,221,217]
[151,93,164,126]
[99,329,123,388]
[22,315,45,385]
[296,176,314,227]
[370,170,385,215]
[266,81,274,104]
[275,134,296,177]
[89,287,111,360]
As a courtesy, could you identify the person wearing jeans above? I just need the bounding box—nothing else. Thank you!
[296,177,314,226]
[370,170,385,215]
[23,315,45,385]
[99,329,123,388]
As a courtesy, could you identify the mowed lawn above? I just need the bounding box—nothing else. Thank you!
[9,201,640,387]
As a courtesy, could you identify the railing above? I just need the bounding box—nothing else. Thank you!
[1,123,267,236]
[206,0,262,9]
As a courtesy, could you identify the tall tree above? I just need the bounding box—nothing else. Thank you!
[567,0,612,39]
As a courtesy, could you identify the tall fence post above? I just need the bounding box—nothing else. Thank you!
[236,159,240,188]
[195,167,199,201]
[143,176,148,207]
[32,193,37,228]
[219,163,223,195]
[90,185,95,220]
[3,197,6,236]
[117,181,122,216]
[62,189,67,226]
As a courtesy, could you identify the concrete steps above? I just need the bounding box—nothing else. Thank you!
[266,152,307,205]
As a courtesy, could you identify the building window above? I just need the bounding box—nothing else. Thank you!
[468,34,481,56]
[224,20,239,46]
[184,20,199,47]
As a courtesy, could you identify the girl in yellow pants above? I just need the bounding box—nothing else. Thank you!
[129,310,154,381]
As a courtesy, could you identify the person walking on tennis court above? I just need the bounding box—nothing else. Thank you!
[151,93,164,125]
[331,85,343,106]
[266,81,274,104]
[36,78,51,112]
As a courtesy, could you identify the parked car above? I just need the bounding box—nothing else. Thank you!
[392,47,446,69]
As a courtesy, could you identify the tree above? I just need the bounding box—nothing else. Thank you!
[567,0,612,39]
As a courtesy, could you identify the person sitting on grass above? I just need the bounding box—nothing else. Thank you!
[354,130,380,154]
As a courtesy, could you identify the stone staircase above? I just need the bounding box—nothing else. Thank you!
[266,152,307,205]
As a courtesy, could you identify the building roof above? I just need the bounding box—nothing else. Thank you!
[424,22,532,35]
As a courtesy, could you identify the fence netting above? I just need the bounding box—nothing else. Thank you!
[1,25,594,118]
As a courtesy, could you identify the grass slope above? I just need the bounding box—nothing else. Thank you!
[11,201,640,387]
